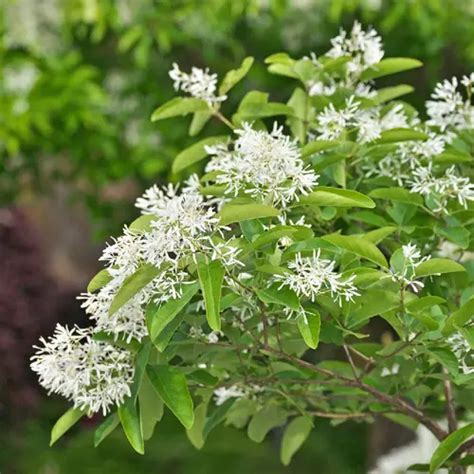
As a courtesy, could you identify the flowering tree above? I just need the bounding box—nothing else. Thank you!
[32,23,474,472]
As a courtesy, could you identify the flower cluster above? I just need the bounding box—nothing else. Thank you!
[213,383,262,406]
[390,243,430,293]
[33,179,241,412]
[448,333,474,376]
[409,165,474,212]
[31,324,135,415]
[275,250,359,306]
[327,20,384,79]
[426,76,474,131]
[205,122,319,207]
[304,22,384,99]
[169,63,226,106]
[314,98,409,143]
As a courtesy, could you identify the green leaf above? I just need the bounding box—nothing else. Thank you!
[301,140,343,158]
[87,269,112,293]
[430,423,474,473]
[197,260,225,331]
[151,97,209,121]
[406,296,445,313]
[363,226,397,244]
[322,234,388,268]
[217,202,279,225]
[186,403,207,449]
[154,312,186,352]
[247,404,288,443]
[146,365,194,429]
[409,312,439,331]
[375,128,428,144]
[249,225,313,250]
[348,290,400,327]
[298,187,375,209]
[130,342,151,402]
[265,52,295,66]
[146,283,199,342]
[94,413,120,447]
[172,136,227,174]
[219,57,254,95]
[297,311,321,349]
[203,399,235,440]
[256,283,300,311]
[50,407,85,446]
[415,258,465,278]
[232,91,294,123]
[443,297,474,335]
[374,84,414,104]
[118,399,144,454]
[139,373,164,441]
[189,110,213,136]
[360,57,422,81]
[129,214,156,233]
[369,187,424,206]
[429,348,459,377]
[280,416,313,466]
[109,264,160,315]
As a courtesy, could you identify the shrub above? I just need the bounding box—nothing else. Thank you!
[32,22,474,472]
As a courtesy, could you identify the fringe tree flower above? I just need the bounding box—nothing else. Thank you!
[31,324,135,415]
[79,286,148,343]
[314,97,409,143]
[213,384,262,406]
[275,250,359,306]
[448,333,474,375]
[390,243,430,293]
[327,21,384,80]
[426,76,474,131]
[409,165,474,212]
[205,122,318,207]
[169,63,226,106]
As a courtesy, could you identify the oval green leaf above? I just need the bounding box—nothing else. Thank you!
[146,365,194,430]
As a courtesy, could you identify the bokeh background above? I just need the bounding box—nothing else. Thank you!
[1,1,474,473]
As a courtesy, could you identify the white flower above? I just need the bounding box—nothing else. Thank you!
[409,165,474,213]
[79,283,148,343]
[315,98,408,143]
[213,385,246,406]
[213,383,262,406]
[205,122,318,207]
[207,331,223,344]
[327,21,384,79]
[169,63,226,106]
[381,363,400,377]
[461,72,474,92]
[31,324,135,415]
[275,250,360,306]
[100,226,144,280]
[390,243,430,293]
[426,76,474,131]
[448,333,474,375]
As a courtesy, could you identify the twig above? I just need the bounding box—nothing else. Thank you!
[344,344,360,381]
[260,344,448,441]
[443,368,458,433]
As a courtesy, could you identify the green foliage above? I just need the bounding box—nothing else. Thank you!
[13,2,474,471]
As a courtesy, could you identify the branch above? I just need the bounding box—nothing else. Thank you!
[260,345,448,441]
[442,369,458,434]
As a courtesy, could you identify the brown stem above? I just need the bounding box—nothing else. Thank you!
[213,110,234,130]
[343,344,360,381]
[443,369,458,433]
[261,345,448,441]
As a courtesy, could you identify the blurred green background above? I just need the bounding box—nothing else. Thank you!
[1,1,473,473]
